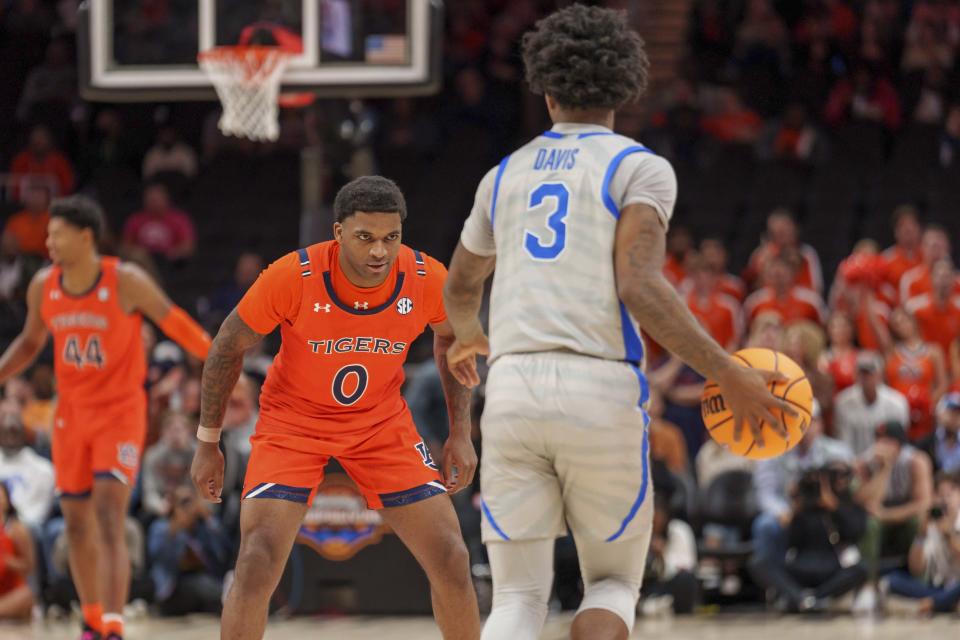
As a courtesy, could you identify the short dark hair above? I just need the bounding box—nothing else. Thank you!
[50,195,105,243]
[521,5,649,111]
[334,175,407,223]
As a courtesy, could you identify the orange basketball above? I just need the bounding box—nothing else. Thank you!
[700,348,813,460]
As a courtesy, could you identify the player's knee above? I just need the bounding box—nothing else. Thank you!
[578,577,642,633]
[423,533,471,587]
[63,513,93,542]
[93,502,124,545]
[233,530,287,592]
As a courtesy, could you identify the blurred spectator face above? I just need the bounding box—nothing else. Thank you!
[931,259,955,295]
[700,238,728,272]
[947,105,960,136]
[936,392,960,434]
[893,208,921,248]
[29,364,54,400]
[784,322,825,368]
[24,185,50,213]
[921,228,950,263]
[689,255,716,295]
[4,378,33,407]
[889,307,918,340]
[748,312,784,349]
[235,252,264,289]
[666,226,692,258]
[28,126,53,156]
[764,256,794,291]
[0,399,26,453]
[161,412,192,450]
[856,354,883,394]
[144,184,171,214]
[223,376,255,429]
[827,312,855,347]
[455,68,486,107]
[767,211,797,246]
[937,475,960,514]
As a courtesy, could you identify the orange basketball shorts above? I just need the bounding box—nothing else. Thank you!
[242,410,445,509]
[51,391,147,498]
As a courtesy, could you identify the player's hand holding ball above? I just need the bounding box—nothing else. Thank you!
[190,440,225,503]
[702,348,812,459]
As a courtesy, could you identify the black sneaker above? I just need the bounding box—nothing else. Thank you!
[79,625,101,640]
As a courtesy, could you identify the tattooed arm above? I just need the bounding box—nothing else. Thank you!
[615,204,792,442]
[442,242,496,381]
[191,309,265,501]
[431,319,478,494]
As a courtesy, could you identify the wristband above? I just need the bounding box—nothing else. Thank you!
[197,426,222,443]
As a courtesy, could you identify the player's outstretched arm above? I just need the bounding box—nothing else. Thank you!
[0,271,49,384]
[615,204,792,443]
[431,320,478,494]
[191,309,264,502]
[443,242,495,369]
[117,263,211,360]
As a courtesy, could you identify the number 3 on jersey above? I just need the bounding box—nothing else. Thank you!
[63,335,105,369]
[524,182,569,261]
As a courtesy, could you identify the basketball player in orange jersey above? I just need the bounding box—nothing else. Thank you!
[190,176,481,640]
[0,196,211,640]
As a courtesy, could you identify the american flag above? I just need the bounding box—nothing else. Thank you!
[365,35,407,64]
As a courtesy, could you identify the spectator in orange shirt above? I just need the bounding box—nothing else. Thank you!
[876,307,948,440]
[744,254,826,326]
[3,183,50,258]
[831,249,892,351]
[906,259,960,371]
[695,237,746,301]
[663,225,693,288]
[684,253,742,351]
[830,239,897,309]
[8,125,75,197]
[744,208,824,294]
[881,205,923,302]
[822,311,859,394]
[701,88,763,144]
[900,225,960,301]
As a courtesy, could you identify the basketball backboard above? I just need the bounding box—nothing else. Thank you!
[78,0,442,102]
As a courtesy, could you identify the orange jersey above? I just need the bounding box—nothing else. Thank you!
[743,286,825,326]
[824,348,858,392]
[900,264,960,302]
[663,254,685,288]
[679,274,746,303]
[0,524,25,594]
[886,344,936,438]
[686,289,742,350]
[745,243,824,293]
[40,257,146,406]
[905,294,960,361]
[238,241,446,433]
[881,245,922,293]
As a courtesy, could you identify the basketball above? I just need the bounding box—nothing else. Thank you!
[700,348,813,460]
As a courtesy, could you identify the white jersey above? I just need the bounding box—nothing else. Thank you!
[460,122,677,367]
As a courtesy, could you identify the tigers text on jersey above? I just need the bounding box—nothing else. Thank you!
[237,241,447,434]
[40,257,146,406]
[459,122,677,365]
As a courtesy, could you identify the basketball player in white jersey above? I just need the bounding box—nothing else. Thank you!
[443,6,794,640]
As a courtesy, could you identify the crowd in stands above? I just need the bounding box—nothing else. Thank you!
[0,0,958,624]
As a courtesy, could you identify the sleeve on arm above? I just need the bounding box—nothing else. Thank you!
[422,254,449,325]
[611,153,678,229]
[236,252,303,334]
[459,166,499,257]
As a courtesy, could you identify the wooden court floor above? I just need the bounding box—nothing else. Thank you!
[2,613,955,640]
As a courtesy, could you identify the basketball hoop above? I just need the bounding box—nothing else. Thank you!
[198,45,294,142]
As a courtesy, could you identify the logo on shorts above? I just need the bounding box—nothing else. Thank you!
[396,297,414,315]
[116,442,138,469]
[296,473,390,561]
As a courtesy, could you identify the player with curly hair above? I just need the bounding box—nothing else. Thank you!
[444,5,790,639]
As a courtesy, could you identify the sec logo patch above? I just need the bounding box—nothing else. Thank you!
[116,442,139,469]
[397,297,414,315]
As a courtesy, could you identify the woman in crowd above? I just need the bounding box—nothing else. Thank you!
[0,482,34,620]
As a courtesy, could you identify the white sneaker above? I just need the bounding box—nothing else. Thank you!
[640,594,675,617]
[852,585,877,616]
[720,575,742,596]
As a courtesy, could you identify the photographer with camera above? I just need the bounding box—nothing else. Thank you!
[750,459,868,612]
[750,401,867,611]
[881,471,960,615]
[148,484,232,616]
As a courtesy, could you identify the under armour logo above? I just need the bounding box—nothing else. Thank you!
[314,303,331,313]
[354,301,369,310]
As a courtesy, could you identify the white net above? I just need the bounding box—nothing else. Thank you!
[198,46,293,142]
